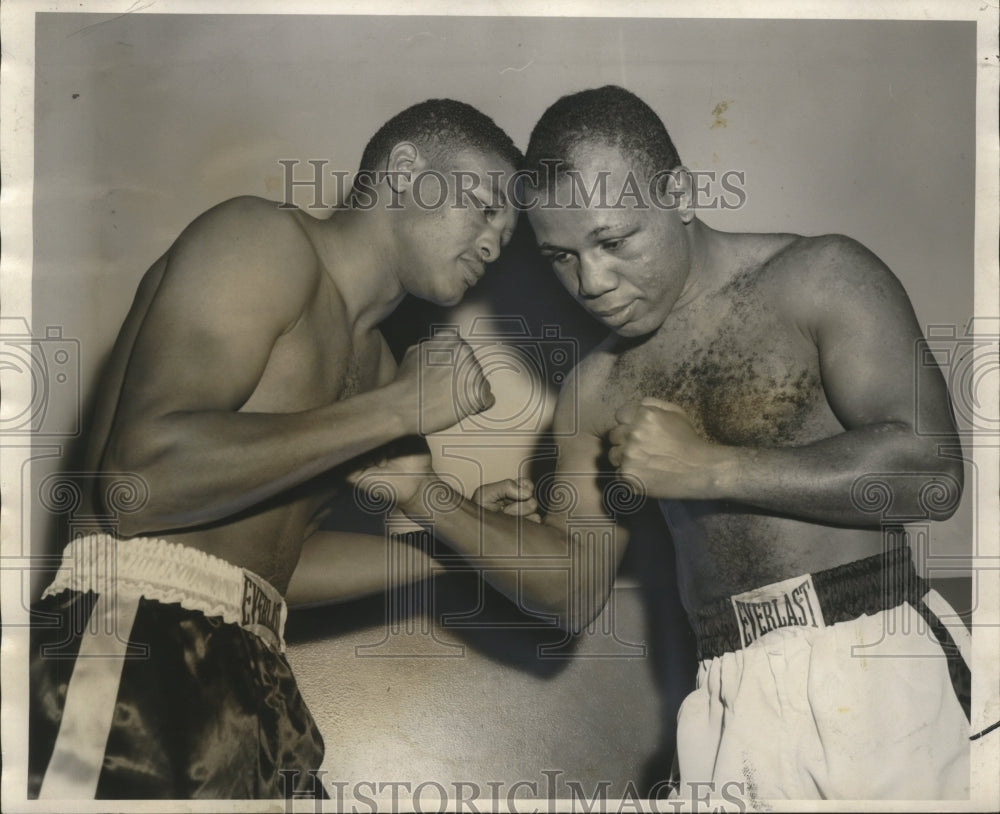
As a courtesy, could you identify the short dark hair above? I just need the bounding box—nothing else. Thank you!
[524,85,681,183]
[358,98,522,174]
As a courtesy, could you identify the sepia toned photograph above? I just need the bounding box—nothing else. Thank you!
[2,1,998,811]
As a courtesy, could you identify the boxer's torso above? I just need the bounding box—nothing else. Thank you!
[581,234,886,613]
[83,208,397,592]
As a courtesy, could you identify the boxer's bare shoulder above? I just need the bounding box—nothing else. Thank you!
[599,232,916,449]
[90,197,327,461]
[155,196,323,319]
[761,232,910,319]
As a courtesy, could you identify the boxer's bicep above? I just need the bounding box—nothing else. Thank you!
[102,200,319,483]
[544,364,629,546]
[805,237,953,436]
[117,199,316,423]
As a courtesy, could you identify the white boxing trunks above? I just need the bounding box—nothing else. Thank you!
[675,546,971,804]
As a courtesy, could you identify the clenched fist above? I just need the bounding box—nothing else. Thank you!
[608,397,733,500]
[472,477,541,523]
[393,334,495,435]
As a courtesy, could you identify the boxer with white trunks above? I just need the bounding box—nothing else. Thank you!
[361,86,983,802]
[677,545,971,800]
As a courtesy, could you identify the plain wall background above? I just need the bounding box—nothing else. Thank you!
[30,12,977,565]
[26,12,977,799]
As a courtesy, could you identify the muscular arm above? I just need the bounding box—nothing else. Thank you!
[613,236,963,525]
[380,365,631,632]
[284,479,542,606]
[285,530,436,606]
[101,198,419,535]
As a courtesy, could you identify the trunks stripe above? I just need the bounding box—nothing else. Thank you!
[920,587,972,664]
[970,720,1000,741]
[38,593,140,799]
[914,591,972,723]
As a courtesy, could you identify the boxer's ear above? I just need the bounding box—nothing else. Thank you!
[658,166,695,224]
[384,141,427,195]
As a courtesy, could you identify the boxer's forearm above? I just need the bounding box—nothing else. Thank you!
[665,423,963,525]
[396,482,623,633]
[104,381,413,536]
[285,529,436,606]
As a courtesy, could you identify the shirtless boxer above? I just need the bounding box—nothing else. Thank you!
[28,98,521,800]
[373,87,972,801]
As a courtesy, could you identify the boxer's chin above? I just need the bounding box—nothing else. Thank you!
[615,305,672,340]
[437,290,464,308]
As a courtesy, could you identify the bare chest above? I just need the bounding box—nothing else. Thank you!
[605,294,828,446]
[242,289,392,414]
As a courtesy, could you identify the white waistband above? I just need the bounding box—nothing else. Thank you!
[42,534,287,652]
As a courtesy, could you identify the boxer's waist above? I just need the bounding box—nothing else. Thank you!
[689,546,924,660]
[42,533,287,652]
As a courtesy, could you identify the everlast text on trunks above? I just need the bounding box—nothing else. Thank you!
[730,574,827,648]
[241,572,285,647]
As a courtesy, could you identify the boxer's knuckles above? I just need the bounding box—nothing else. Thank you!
[393,336,494,434]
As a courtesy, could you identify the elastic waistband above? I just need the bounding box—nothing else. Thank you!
[689,546,925,660]
[42,534,287,652]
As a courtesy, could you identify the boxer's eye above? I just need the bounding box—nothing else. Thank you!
[475,197,500,221]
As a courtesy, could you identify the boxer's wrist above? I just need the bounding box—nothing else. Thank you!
[379,380,419,436]
[396,475,463,517]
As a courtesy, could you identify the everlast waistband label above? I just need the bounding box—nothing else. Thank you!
[241,571,286,649]
[730,574,826,648]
